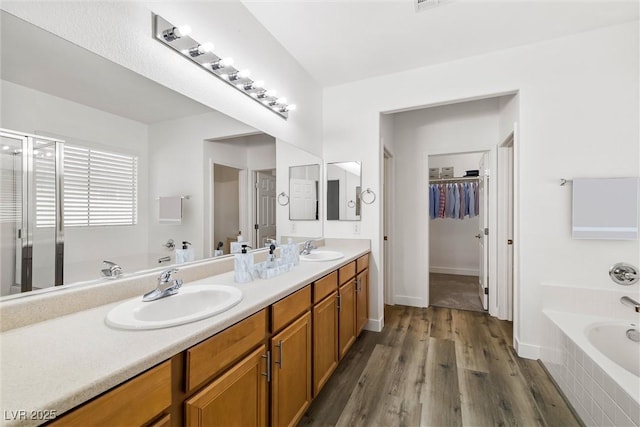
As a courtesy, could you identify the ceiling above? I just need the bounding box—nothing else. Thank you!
[243,0,640,87]
[1,11,213,124]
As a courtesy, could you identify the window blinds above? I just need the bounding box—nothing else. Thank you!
[62,144,138,227]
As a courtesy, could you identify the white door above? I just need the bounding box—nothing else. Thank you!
[478,154,489,310]
[256,171,277,246]
[289,178,317,220]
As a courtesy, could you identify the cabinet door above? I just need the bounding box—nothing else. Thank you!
[313,292,339,396]
[338,278,357,360]
[271,311,312,427]
[185,345,268,427]
[356,269,369,335]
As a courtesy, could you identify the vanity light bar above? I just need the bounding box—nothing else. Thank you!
[153,14,294,119]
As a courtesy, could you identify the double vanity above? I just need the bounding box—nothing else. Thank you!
[0,239,370,427]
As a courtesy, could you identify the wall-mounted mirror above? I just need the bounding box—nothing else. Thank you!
[275,140,323,239]
[0,11,287,299]
[326,161,361,221]
[289,164,320,221]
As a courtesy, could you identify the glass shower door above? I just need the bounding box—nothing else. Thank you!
[0,129,64,296]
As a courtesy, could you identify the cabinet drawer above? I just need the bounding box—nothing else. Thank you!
[186,309,267,392]
[356,253,369,273]
[338,262,356,285]
[313,271,338,303]
[51,361,171,427]
[271,285,311,333]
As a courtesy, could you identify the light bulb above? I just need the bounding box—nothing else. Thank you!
[287,104,297,111]
[265,90,277,98]
[46,152,53,157]
[237,69,251,79]
[252,80,264,89]
[2,146,9,151]
[276,97,287,105]
[33,149,39,155]
[220,74,230,80]
[220,57,234,67]
[236,83,245,89]
[250,93,259,98]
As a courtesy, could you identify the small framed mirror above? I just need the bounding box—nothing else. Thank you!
[326,161,361,221]
[289,164,320,220]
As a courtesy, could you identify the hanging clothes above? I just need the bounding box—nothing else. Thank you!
[429,179,479,220]
[458,183,466,220]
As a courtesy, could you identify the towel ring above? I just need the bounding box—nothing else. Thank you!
[347,200,355,208]
[360,188,376,205]
[277,192,290,206]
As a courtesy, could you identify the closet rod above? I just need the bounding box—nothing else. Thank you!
[429,176,480,183]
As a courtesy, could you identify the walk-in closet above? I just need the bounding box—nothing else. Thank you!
[428,152,486,312]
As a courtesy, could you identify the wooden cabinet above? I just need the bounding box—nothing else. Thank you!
[355,254,370,336]
[50,361,171,427]
[186,309,267,392]
[338,278,357,360]
[312,291,339,395]
[185,345,268,427]
[271,311,312,427]
[356,270,369,335]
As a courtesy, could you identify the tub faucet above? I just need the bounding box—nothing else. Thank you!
[620,296,640,313]
[101,260,123,279]
[143,268,183,302]
[300,240,317,255]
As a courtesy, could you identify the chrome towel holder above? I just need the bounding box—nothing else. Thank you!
[360,188,376,205]
[277,192,290,206]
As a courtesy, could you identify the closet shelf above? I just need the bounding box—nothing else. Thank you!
[429,176,480,183]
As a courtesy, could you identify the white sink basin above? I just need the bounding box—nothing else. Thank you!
[300,250,345,262]
[106,284,242,330]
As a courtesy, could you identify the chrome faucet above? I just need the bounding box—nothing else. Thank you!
[101,260,123,279]
[143,268,183,302]
[620,296,640,313]
[300,240,317,255]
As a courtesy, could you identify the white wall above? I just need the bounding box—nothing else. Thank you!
[147,111,258,262]
[1,1,323,157]
[0,80,150,284]
[429,152,484,276]
[324,21,640,356]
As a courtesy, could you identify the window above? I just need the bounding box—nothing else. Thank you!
[63,144,138,227]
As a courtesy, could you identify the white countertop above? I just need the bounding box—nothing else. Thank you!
[0,240,370,426]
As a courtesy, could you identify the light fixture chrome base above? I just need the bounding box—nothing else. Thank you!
[153,14,290,119]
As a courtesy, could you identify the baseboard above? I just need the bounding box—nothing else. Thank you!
[514,336,541,360]
[429,266,479,276]
[364,316,384,332]
[393,295,425,308]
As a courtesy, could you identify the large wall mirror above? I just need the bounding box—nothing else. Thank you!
[289,164,320,221]
[0,11,300,299]
[326,161,361,221]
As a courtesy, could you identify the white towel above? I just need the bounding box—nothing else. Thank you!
[572,178,639,240]
[159,196,182,224]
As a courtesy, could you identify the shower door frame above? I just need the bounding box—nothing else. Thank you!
[1,128,64,292]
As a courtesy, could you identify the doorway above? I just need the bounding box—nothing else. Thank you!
[497,131,515,320]
[213,163,242,254]
[383,149,393,305]
[428,151,487,312]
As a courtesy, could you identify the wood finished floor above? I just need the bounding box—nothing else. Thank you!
[299,305,581,427]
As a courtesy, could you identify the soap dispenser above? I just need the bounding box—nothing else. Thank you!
[213,241,224,257]
[266,244,277,268]
[234,244,254,283]
[175,241,194,264]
